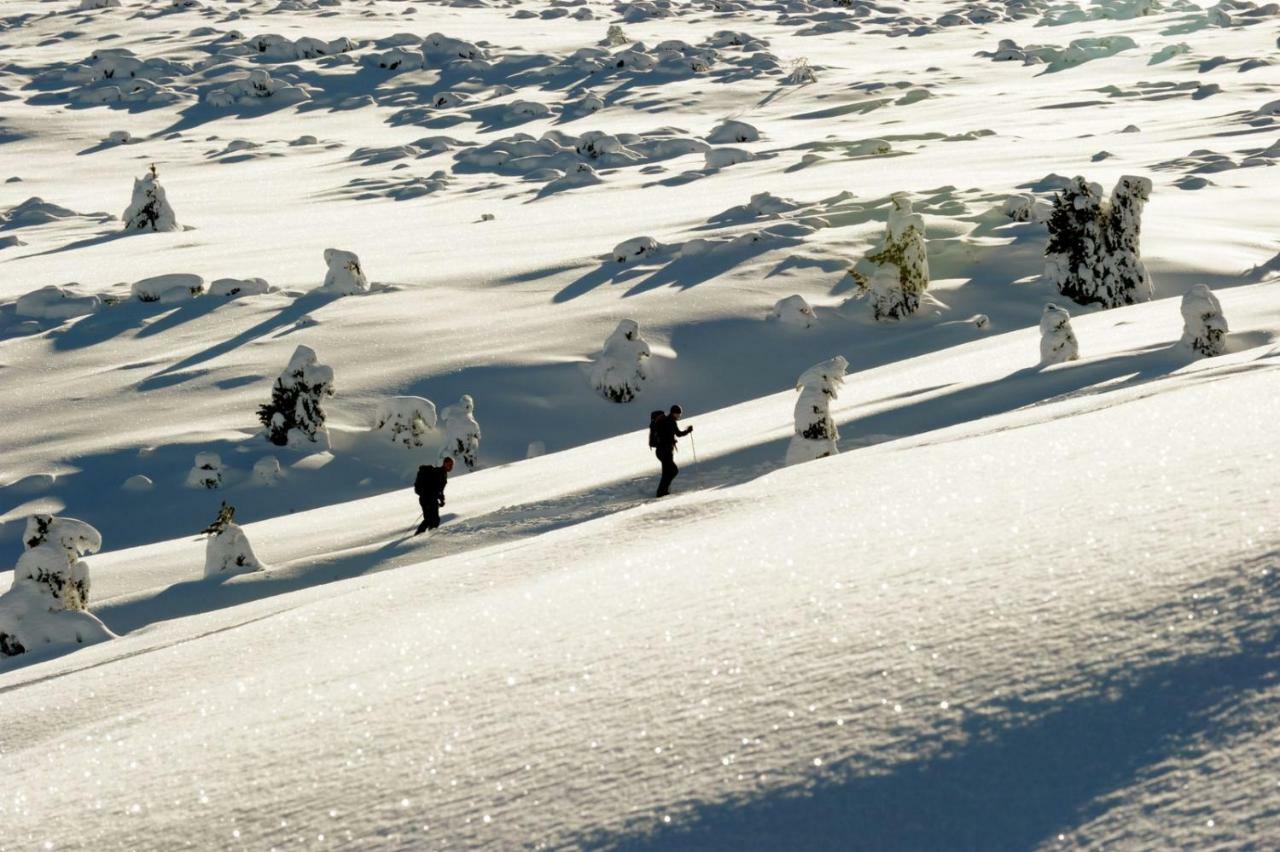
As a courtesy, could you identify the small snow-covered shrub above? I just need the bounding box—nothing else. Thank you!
[1003,193,1051,223]
[785,356,847,465]
[0,515,112,658]
[770,294,817,327]
[321,248,369,294]
[1046,174,1153,308]
[785,58,816,84]
[201,503,264,579]
[206,69,309,108]
[589,319,651,403]
[1039,303,1080,365]
[373,396,438,448]
[15,285,101,320]
[1180,284,1228,357]
[604,24,629,45]
[131,273,206,303]
[209,277,271,298]
[613,236,660,263]
[438,394,481,470]
[252,456,283,486]
[185,451,224,489]
[707,120,759,144]
[859,193,930,320]
[122,166,179,232]
[704,147,754,169]
[258,344,335,447]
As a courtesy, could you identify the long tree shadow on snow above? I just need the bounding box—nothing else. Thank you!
[581,572,1280,851]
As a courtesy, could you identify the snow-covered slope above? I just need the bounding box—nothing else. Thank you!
[1,0,1278,846]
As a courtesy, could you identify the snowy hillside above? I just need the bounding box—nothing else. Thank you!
[1,0,1278,847]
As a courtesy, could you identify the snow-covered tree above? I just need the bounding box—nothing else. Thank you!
[438,394,481,470]
[122,164,179,232]
[258,344,336,447]
[1039,303,1080,365]
[1180,284,1228,357]
[1103,174,1153,305]
[185,451,224,489]
[861,193,929,320]
[0,515,113,657]
[373,396,438,448]
[321,248,369,295]
[1046,175,1153,308]
[785,356,848,466]
[201,503,264,579]
[589,319,651,402]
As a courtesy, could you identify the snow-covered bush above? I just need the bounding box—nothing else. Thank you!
[258,345,336,447]
[1003,193,1052,223]
[1039,303,1080,365]
[705,147,755,169]
[132,273,206,303]
[785,58,816,84]
[1180,284,1228,357]
[707,119,759,144]
[785,356,847,466]
[122,165,179,232]
[770,294,817,327]
[15,285,102,320]
[1045,174,1153,308]
[252,456,283,486]
[321,248,369,294]
[0,515,112,658]
[860,193,930,320]
[589,319,651,403]
[201,503,264,579]
[438,394,481,470]
[604,24,629,45]
[209,277,271,298]
[185,451,224,489]
[206,69,310,108]
[373,396,438,448]
[613,236,660,263]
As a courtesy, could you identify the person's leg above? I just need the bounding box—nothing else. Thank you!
[657,452,676,497]
[426,499,441,530]
[416,497,436,534]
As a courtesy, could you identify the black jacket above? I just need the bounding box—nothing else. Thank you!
[653,417,691,452]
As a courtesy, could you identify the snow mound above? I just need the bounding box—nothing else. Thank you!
[320,248,369,295]
[131,273,205,303]
[770,294,817,328]
[15,284,102,320]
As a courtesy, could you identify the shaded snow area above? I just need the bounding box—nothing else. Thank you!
[1,0,1279,847]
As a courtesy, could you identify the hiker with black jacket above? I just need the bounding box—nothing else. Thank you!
[413,457,453,535]
[651,404,692,498]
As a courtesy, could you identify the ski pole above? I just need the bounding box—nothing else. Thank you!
[689,431,699,486]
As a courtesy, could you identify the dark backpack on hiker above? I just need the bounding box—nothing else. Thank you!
[648,410,665,449]
[413,465,433,496]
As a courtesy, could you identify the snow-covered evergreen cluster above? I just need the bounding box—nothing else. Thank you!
[121,166,179,232]
[201,503,264,579]
[185,451,224,489]
[590,319,652,403]
[858,193,930,320]
[438,394,481,471]
[373,397,438,448]
[785,356,847,466]
[1180,284,1228,357]
[0,515,112,657]
[258,345,336,447]
[1039,303,1080,365]
[1045,174,1153,308]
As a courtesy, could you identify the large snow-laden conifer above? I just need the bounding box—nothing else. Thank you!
[121,165,179,232]
[438,394,481,471]
[321,248,369,295]
[373,396,438,448]
[1046,175,1153,308]
[201,503,264,579]
[590,319,652,403]
[1039,303,1080,365]
[257,345,336,447]
[1180,284,1228,357]
[1102,175,1153,305]
[863,193,929,320]
[0,515,113,657]
[785,356,847,466]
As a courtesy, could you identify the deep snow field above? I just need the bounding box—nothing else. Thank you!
[1,0,1278,847]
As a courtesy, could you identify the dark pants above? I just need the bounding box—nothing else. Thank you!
[416,495,441,534]
[656,449,678,497]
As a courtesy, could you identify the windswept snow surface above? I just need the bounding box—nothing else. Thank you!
[1,0,1279,846]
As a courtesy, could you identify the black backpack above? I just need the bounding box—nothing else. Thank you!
[413,465,432,496]
[648,410,664,449]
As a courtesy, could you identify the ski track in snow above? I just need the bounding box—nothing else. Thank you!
[1,0,1279,847]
